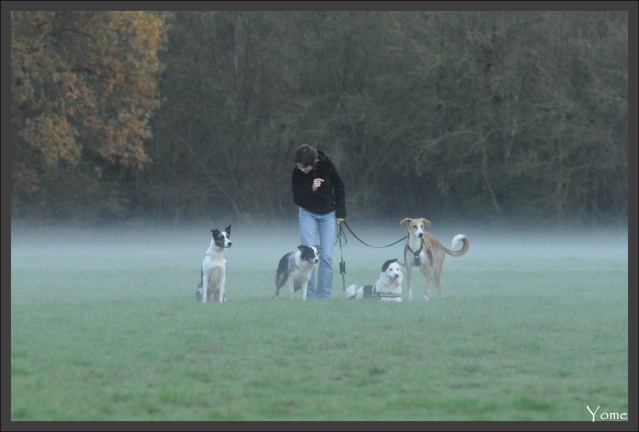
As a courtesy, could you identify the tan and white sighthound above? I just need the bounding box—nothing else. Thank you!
[400,218,469,300]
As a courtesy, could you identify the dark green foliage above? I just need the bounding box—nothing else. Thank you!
[12,11,629,228]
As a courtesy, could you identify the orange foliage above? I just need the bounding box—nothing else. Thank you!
[11,11,166,195]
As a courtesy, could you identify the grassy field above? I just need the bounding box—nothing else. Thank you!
[9,224,629,422]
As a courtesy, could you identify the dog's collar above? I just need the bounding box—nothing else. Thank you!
[404,243,423,266]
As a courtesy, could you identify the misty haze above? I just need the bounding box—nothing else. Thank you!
[11,221,628,278]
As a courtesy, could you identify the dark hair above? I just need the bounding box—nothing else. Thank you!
[293,144,318,166]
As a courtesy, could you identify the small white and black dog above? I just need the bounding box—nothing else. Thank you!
[196,225,232,303]
[345,259,405,302]
[273,245,320,300]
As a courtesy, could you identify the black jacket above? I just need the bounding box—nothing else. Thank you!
[292,151,346,218]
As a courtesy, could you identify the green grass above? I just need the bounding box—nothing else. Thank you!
[10,229,629,421]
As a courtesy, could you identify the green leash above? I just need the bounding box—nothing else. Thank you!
[337,221,347,291]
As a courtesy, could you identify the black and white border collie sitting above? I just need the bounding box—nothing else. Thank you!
[273,245,320,300]
[345,259,405,302]
[196,225,232,303]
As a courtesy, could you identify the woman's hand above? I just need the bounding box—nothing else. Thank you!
[312,178,324,191]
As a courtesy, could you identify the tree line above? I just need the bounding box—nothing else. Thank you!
[11,11,628,228]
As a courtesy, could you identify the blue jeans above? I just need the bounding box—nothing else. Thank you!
[299,207,337,299]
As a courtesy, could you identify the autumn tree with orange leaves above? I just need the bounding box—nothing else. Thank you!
[11,11,166,219]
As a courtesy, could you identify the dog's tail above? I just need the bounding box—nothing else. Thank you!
[273,254,291,299]
[444,234,470,257]
[195,269,204,301]
[275,267,289,291]
[345,284,358,300]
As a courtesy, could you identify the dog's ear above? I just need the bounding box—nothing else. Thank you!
[225,225,231,236]
[421,218,431,228]
[400,218,411,225]
[212,229,220,238]
[398,261,406,268]
[381,259,398,272]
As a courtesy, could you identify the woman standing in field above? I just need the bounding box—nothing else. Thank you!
[291,144,347,300]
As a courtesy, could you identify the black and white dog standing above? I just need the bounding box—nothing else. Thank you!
[196,225,232,303]
[273,245,320,300]
[345,259,405,302]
